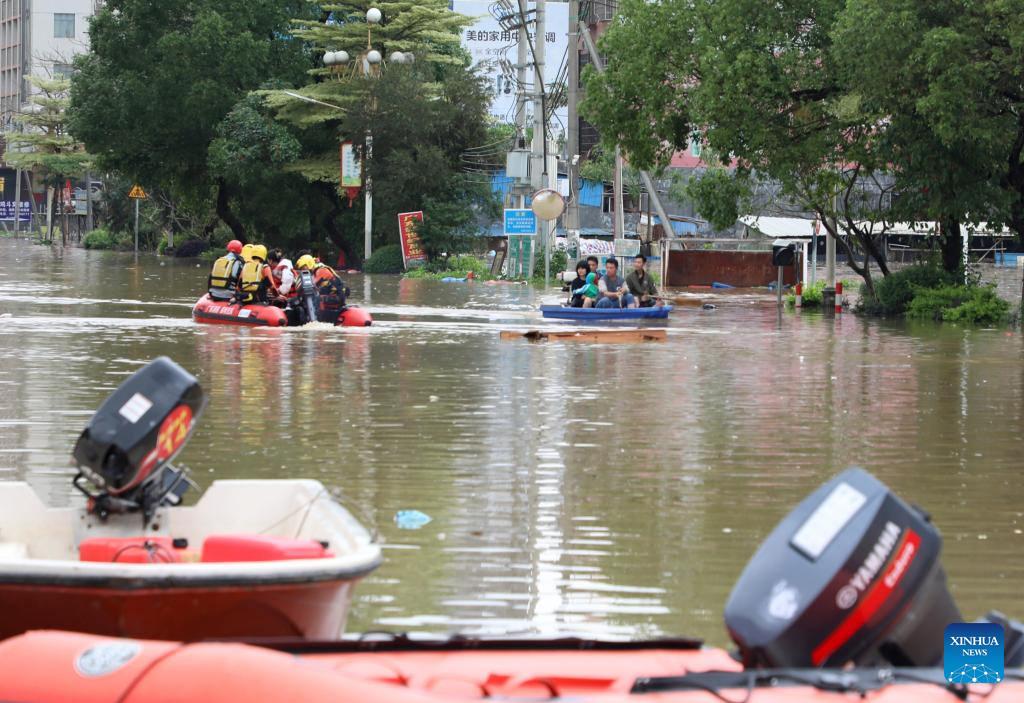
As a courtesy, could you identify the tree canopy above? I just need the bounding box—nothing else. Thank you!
[581,0,1024,295]
[68,0,311,236]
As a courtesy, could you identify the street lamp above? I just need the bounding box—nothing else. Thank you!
[320,7,416,262]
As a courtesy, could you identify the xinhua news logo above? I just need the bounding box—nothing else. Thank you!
[944,622,1004,684]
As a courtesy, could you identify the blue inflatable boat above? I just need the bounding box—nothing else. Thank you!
[540,305,673,321]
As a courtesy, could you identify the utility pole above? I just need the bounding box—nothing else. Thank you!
[566,0,580,251]
[613,145,624,239]
[513,0,530,279]
[530,0,546,282]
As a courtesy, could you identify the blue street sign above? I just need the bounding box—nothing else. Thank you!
[503,208,537,236]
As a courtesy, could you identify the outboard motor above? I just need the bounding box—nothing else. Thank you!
[72,357,206,525]
[293,269,320,326]
[724,468,961,668]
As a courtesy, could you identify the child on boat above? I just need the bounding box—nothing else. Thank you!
[579,272,599,307]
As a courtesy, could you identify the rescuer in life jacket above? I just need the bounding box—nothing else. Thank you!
[237,245,279,305]
[207,240,245,301]
[296,254,348,323]
[267,249,296,301]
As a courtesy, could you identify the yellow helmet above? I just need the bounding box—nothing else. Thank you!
[251,244,268,261]
[241,243,255,262]
[296,254,317,270]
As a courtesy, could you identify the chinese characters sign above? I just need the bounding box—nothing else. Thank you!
[398,211,427,269]
[453,0,568,132]
[340,141,362,188]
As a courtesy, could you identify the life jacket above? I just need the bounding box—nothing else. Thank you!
[238,260,269,303]
[208,253,242,300]
[313,264,346,308]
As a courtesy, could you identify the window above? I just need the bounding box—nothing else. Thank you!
[53,63,73,79]
[54,13,75,38]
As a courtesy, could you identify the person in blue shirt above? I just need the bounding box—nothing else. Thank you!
[595,258,636,308]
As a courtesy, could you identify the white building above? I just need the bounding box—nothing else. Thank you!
[0,0,95,125]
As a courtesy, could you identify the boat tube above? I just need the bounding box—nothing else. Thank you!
[192,294,373,327]
[0,630,1021,702]
[540,304,672,321]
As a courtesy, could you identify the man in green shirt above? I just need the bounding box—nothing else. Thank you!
[625,254,659,307]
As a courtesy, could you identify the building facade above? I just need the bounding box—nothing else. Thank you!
[0,0,93,126]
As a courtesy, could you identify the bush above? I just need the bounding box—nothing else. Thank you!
[785,279,853,308]
[531,249,569,284]
[860,264,955,316]
[175,239,209,258]
[83,228,135,251]
[906,284,1010,325]
[364,244,405,273]
[404,253,493,280]
[82,228,117,250]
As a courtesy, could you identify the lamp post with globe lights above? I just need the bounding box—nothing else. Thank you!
[320,8,415,262]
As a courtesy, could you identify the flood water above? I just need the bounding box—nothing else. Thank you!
[0,237,1022,646]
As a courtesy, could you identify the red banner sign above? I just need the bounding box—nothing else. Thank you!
[397,211,426,269]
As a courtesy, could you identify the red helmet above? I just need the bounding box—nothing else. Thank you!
[226,240,243,254]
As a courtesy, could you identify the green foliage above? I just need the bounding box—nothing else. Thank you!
[404,254,492,280]
[906,285,1010,325]
[364,244,405,273]
[4,76,90,179]
[868,266,954,317]
[785,279,854,308]
[83,229,120,250]
[208,96,301,188]
[677,170,752,232]
[531,249,568,284]
[579,146,644,202]
[69,0,311,229]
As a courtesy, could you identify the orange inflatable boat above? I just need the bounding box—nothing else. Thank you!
[192,294,372,327]
[0,630,1020,702]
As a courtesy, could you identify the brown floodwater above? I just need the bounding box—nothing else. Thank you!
[0,237,1022,646]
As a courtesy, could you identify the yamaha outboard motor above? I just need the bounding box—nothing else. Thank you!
[72,357,206,525]
[724,468,961,668]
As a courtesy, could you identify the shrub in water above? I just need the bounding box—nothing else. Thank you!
[82,228,116,250]
[906,284,1009,325]
[175,239,209,258]
[861,264,955,316]
[364,244,405,274]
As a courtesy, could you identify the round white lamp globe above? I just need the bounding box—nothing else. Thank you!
[366,49,382,64]
[366,8,382,24]
[531,188,565,221]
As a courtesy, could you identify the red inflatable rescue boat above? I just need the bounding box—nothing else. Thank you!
[192,294,372,327]
[0,630,1021,703]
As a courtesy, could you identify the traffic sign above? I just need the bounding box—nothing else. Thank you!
[503,208,537,236]
[128,185,148,199]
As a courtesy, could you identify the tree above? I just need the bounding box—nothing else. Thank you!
[267,1,495,258]
[581,0,1020,297]
[68,0,311,239]
[834,0,1024,291]
[5,76,90,244]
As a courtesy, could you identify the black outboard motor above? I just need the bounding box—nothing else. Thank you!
[724,468,961,668]
[72,357,206,525]
[291,269,320,326]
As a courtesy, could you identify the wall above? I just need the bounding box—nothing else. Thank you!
[666,250,796,288]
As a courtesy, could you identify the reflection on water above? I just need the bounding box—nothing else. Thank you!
[1,238,1022,645]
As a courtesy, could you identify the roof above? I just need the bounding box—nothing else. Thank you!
[740,216,817,238]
